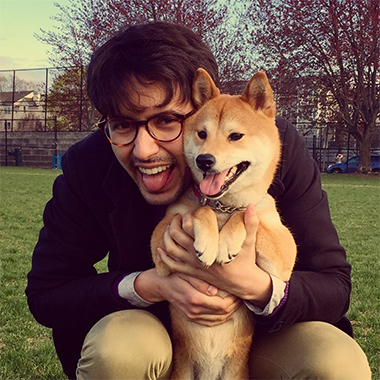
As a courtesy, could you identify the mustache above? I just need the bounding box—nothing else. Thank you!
[130,156,177,166]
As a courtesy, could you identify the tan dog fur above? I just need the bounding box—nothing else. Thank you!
[151,69,297,379]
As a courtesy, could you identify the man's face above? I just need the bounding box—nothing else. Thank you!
[111,82,192,205]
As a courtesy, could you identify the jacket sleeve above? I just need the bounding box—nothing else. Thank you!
[256,118,351,332]
[26,134,136,332]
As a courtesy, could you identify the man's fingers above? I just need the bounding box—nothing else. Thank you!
[244,203,259,228]
[242,203,259,248]
[178,273,219,296]
[182,212,195,238]
[167,214,195,250]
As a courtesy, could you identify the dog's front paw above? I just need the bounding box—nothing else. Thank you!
[193,234,218,267]
[217,238,241,265]
[217,226,246,265]
[192,206,219,267]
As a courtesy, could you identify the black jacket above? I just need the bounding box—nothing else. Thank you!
[26,118,351,378]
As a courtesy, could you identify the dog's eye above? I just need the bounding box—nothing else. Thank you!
[229,133,244,141]
[198,130,207,140]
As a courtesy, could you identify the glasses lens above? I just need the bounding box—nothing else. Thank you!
[106,119,136,145]
[148,114,182,141]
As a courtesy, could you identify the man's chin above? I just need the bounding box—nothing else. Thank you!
[139,186,183,206]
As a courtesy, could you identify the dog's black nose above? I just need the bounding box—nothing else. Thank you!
[196,154,216,172]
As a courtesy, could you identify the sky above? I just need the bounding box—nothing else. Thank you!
[0,0,69,72]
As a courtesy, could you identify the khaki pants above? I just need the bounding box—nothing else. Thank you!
[76,310,371,380]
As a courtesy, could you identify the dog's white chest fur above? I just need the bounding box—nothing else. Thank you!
[171,304,253,380]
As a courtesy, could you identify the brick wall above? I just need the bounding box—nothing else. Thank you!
[0,131,93,168]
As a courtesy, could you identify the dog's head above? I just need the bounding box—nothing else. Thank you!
[183,68,280,202]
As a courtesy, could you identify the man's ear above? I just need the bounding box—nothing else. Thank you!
[192,68,220,108]
[241,71,276,118]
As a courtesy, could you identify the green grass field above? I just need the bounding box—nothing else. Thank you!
[0,167,379,379]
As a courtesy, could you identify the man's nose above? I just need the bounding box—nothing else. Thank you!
[132,126,160,160]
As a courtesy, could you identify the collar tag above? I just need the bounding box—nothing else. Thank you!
[200,194,208,206]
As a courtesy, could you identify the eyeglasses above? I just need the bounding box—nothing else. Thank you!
[98,109,196,146]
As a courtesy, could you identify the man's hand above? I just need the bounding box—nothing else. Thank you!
[157,204,273,308]
[134,268,241,326]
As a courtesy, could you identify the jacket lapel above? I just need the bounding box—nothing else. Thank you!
[101,158,158,271]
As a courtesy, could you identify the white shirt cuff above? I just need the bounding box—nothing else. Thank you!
[244,274,286,316]
[118,271,155,307]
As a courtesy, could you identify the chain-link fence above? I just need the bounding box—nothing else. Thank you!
[0,66,97,133]
[0,67,97,167]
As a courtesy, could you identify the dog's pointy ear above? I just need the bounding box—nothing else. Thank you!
[241,71,276,118]
[192,68,220,108]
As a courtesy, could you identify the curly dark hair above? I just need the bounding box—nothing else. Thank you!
[87,22,219,117]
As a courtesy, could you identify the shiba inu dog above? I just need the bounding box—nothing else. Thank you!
[151,68,297,379]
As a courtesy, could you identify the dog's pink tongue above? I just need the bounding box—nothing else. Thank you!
[199,169,229,196]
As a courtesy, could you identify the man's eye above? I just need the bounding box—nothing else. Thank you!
[229,133,244,141]
[111,121,134,131]
[153,115,178,126]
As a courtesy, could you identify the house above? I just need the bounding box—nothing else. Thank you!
[0,91,47,131]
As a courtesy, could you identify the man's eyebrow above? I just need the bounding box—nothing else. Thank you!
[117,97,180,118]
[137,99,171,113]
[122,100,169,115]
[113,106,146,118]
[114,107,183,120]
[115,110,184,120]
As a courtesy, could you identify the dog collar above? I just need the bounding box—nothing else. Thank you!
[192,183,211,206]
[192,183,267,214]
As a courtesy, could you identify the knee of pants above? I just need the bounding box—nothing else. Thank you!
[77,310,173,380]
[250,322,371,380]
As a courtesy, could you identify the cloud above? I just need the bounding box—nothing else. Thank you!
[0,55,50,71]
[0,56,23,71]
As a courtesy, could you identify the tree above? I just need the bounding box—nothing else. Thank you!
[0,74,40,93]
[17,113,44,131]
[35,0,237,83]
[47,67,94,131]
[35,0,249,127]
[242,0,380,172]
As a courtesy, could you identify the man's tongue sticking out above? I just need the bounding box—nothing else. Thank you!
[199,168,229,196]
[141,166,172,192]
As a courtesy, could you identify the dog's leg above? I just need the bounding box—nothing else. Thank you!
[224,352,250,380]
[256,222,296,281]
[217,210,246,265]
[170,308,196,380]
[192,206,219,267]
[222,307,255,380]
[170,343,194,380]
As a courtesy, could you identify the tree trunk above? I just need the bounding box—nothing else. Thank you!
[356,132,372,173]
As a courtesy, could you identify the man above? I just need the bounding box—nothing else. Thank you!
[26,22,371,379]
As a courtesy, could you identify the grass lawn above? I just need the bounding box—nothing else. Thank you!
[0,167,379,379]
[0,167,66,379]
[321,173,380,378]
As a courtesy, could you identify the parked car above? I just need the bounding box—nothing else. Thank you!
[327,154,380,173]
